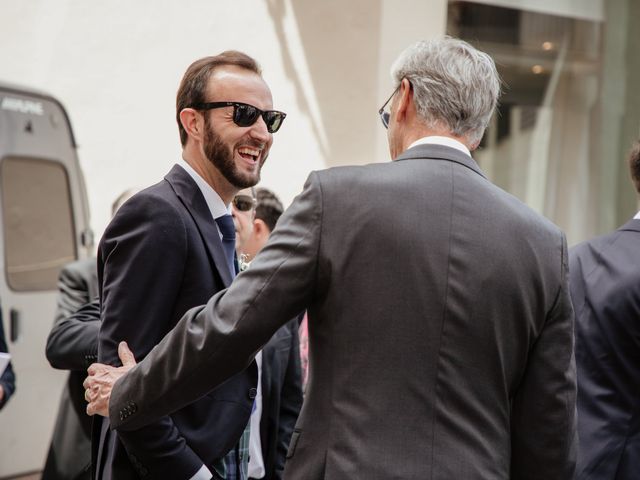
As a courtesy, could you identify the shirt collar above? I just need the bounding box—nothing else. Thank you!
[176,159,230,219]
[634,211,640,220]
[407,136,471,157]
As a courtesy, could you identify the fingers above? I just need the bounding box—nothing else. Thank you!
[118,341,137,367]
[83,343,135,418]
[85,383,109,417]
[87,399,101,416]
[84,387,98,403]
[87,362,108,377]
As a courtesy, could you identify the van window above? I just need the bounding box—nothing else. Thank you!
[1,157,76,291]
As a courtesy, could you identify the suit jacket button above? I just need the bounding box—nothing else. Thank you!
[248,388,257,399]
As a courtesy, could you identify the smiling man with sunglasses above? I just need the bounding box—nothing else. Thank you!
[85,51,285,480]
[86,38,576,479]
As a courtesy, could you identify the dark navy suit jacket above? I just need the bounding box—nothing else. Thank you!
[570,218,640,480]
[94,165,257,479]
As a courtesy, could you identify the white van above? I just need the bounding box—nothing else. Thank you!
[0,82,93,478]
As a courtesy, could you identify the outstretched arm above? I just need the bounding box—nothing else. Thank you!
[86,172,324,431]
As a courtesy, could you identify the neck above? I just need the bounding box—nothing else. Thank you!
[403,127,472,153]
[182,148,237,205]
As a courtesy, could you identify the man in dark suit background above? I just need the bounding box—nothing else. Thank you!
[43,258,98,480]
[43,189,136,480]
[232,187,303,480]
[570,140,640,480]
[0,309,15,411]
[91,51,286,479]
[85,37,576,479]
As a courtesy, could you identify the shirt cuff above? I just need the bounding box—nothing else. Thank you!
[189,464,212,480]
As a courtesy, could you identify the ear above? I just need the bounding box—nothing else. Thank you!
[252,218,270,239]
[394,78,413,124]
[179,108,204,142]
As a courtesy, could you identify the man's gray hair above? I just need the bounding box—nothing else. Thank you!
[391,37,501,145]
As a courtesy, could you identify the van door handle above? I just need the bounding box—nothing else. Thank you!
[9,308,20,343]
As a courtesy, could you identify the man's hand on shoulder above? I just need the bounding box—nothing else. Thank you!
[84,341,137,417]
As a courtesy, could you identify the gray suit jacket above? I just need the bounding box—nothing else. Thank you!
[109,145,577,479]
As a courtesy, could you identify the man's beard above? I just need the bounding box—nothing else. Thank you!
[203,116,263,189]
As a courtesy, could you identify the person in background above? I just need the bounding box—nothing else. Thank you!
[43,188,137,480]
[570,140,640,480]
[232,187,303,480]
[0,309,16,410]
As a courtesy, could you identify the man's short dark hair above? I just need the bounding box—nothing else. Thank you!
[629,140,640,195]
[176,51,262,146]
[255,188,284,232]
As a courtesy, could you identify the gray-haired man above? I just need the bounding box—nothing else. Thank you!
[85,37,576,479]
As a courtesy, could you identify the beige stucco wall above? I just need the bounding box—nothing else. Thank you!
[0,0,446,244]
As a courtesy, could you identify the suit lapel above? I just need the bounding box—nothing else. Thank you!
[164,164,234,287]
[394,143,487,179]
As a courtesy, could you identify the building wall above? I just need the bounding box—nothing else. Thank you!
[0,0,446,244]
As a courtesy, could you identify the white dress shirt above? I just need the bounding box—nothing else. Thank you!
[177,159,230,225]
[247,351,265,478]
[407,135,471,157]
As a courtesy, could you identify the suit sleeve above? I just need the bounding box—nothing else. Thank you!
[0,312,15,410]
[46,264,100,371]
[567,243,587,318]
[273,319,303,478]
[110,171,324,431]
[99,193,206,478]
[510,233,577,479]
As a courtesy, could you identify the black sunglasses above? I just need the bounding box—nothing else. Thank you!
[191,101,286,133]
[232,194,257,212]
[378,84,401,129]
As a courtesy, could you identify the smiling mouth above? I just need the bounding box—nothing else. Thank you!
[238,146,261,163]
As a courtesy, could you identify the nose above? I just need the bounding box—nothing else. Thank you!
[249,115,271,143]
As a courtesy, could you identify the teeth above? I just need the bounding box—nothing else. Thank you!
[238,147,260,158]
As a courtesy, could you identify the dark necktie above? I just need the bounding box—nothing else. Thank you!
[215,214,236,278]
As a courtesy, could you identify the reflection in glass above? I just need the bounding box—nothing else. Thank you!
[447,1,638,244]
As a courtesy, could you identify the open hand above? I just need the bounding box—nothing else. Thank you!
[83,341,136,417]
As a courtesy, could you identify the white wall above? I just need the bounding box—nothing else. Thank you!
[0,0,447,243]
[0,0,327,241]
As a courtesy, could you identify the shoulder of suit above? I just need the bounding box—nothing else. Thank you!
[58,258,97,288]
[113,184,183,220]
[62,257,96,274]
[571,227,627,258]
[311,163,398,189]
[101,186,187,249]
